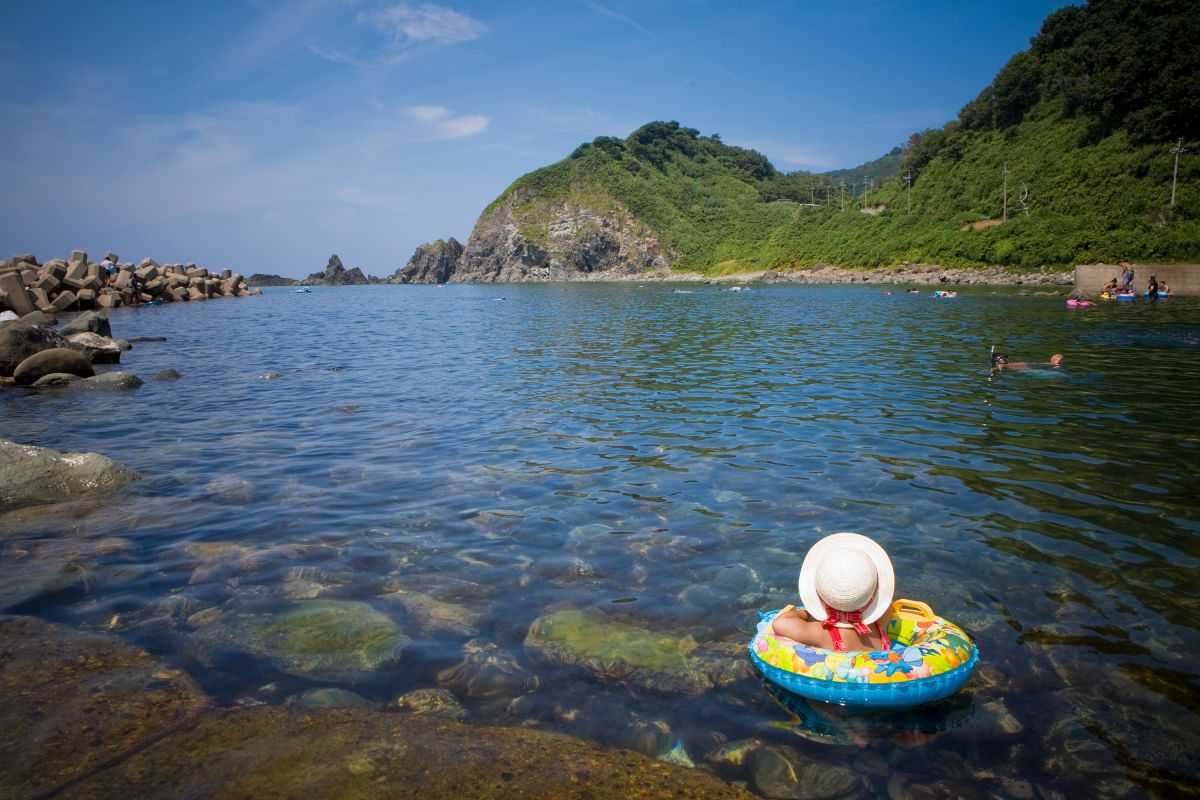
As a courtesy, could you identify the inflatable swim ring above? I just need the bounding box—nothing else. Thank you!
[1145,292,1169,299]
[748,600,977,709]
[1066,299,1093,308]
[932,290,957,299]
[1116,292,1136,300]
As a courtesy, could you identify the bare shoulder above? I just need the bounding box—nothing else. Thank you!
[770,608,814,641]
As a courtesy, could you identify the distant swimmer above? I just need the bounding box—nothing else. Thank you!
[990,351,1064,371]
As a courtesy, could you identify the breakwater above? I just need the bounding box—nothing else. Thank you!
[0,250,258,317]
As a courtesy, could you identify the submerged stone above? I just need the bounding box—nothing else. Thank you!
[525,608,749,695]
[192,599,409,682]
[392,687,470,720]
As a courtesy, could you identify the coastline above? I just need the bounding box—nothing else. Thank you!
[572,263,1074,287]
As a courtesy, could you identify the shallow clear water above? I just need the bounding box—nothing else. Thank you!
[2,284,1198,798]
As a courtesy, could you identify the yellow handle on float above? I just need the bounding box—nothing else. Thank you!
[891,599,935,620]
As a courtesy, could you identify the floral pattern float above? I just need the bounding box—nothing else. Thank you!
[748,601,978,708]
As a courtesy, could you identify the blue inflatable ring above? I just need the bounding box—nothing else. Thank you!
[748,602,978,708]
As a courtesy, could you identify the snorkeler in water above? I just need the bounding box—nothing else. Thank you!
[990,352,1064,370]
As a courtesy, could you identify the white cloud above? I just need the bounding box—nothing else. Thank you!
[439,115,489,138]
[363,3,486,46]
[407,105,451,123]
[406,105,489,139]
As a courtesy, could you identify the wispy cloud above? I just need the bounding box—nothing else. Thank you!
[406,105,489,138]
[361,2,487,61]
[582,1,652,38]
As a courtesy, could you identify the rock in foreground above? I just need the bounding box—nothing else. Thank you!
[0,439,137,505]
[0,614,211,799]
[0,614,752,800]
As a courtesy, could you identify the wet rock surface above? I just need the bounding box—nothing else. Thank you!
[0,614,211,800]
[0,439,138,506]
[0,614,752,800]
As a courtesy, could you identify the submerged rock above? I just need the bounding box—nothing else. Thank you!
[0,439,137,505]
[392,687,470,720]
[191,599,409,682]
[437,639,539,700]
[288,687,373,710]
[525,608,749,695]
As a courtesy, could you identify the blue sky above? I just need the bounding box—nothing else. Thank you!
[0,1,1073,278]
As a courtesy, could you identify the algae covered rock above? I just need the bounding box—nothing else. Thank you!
[192,599,408,682]
[525,608,749,695]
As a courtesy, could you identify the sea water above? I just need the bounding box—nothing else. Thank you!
[1,284,1197,798]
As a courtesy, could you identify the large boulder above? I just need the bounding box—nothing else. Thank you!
[525,608,750,696]
[76,371,144,390]
[60,310,113,338]
[66,331,123,364]
[0,322,70,376]
[13,347,94,385]
[0,439,137,505]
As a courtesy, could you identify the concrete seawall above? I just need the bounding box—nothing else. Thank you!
[1075,263,1199,295]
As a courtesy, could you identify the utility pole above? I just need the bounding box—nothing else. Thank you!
[905,171,912,213]
[839,180,845,212]
[1170,137,1185,208]
[810,186,815,205]
[1002,163,1009,221]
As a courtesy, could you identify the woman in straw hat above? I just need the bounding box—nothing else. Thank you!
[771,532,896,652]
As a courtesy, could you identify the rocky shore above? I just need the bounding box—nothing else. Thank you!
[0,613,752,800]
[0,251,258,317]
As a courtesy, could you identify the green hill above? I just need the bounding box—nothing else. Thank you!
[463,0,1197,278]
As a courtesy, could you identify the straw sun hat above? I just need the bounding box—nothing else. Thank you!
[798,532,895,626]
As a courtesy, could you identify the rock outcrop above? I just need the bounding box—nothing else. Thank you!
[452,193,673,283]
[0,439,137,505]
[388,238,463,284]
[302,254,380,286]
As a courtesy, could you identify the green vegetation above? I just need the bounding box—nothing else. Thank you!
[490,0,1197,275]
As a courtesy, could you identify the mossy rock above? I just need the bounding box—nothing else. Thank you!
[193,600,408,682]
[525,609,749,696]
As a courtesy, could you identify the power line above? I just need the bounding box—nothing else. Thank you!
[1170,137,1185,209]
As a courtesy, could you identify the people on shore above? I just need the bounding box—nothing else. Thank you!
[990,351,1064,370]
[770,532,895,652]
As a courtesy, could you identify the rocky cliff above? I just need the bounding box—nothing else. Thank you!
[303,255,379,286]
[449,190,673,283]
[388,238,463,284]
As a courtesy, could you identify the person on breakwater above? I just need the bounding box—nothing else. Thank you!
[991,351,1064,370]
[770,532,894,652]
[1120,262,1135,290]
